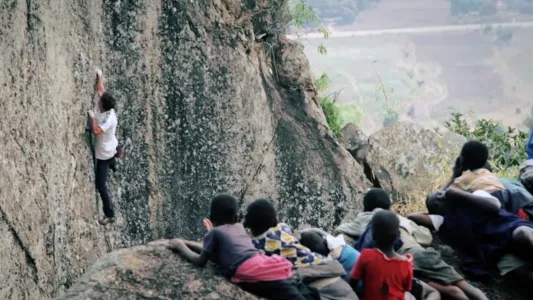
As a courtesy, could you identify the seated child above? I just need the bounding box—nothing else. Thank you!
[244,199,359,300]
[409,188,533,281]
[350,210,414,300]
[340,189,488,300]
[168,194,310,300]
[299,228,360,280]
[447,141,504,193]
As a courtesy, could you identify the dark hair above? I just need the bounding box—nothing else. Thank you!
[363,188,392,212]
[460,141,488,171]
[209,194,238,226]
[100,92,117,111]
[371,210,400,250]
[484,161,492,172]
[243,199,278,236]
[300,231,329,256]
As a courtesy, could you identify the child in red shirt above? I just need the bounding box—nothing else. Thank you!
[350,210,414,300]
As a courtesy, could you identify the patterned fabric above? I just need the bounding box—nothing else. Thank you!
[252,223,327,267]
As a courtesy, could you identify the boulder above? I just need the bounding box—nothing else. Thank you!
[0,0,369,298]
[59,241,258,300]
[340,122,466,212]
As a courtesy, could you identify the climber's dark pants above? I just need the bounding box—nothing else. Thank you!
[96,157,115,218]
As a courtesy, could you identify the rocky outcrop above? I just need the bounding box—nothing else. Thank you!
[59,241,258,300]
[0,0,369,298]
[340,122,465,210]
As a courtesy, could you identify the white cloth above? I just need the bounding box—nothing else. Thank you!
[473,189,502,209]
[95,109,118,160]
[325,234,346,250]
[428,215,444,231]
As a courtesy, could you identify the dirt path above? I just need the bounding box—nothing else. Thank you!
[289,21,533,39]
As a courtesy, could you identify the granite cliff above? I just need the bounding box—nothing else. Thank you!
[0,0,369,298]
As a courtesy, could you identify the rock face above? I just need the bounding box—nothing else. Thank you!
[340,122,465,211]
[59,241,258,300]
[0,0,369,298]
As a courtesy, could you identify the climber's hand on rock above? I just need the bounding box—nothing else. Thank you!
[95,67,103,79]
[203,218,213,231]
[87,110,96,119]
[168,238,186,251]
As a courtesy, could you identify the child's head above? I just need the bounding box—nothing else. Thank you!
[460,141,489,171]
[425,191,445,215]
[209,194,239,226]
[371,210,400,250]
[363,188,392,212]
[299,231,329,256]
[243,199,278,236]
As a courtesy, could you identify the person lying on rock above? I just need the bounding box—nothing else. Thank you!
[484,161,533,221]
[408,188,533,294]
[298,229,360,281]
[168,194,315,300]
[443,141,533,220]
[243,199,359,300]
[337,188,487,300]
[442,141,504,193]
[87,68,119,225]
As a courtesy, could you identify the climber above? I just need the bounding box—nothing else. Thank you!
[88,68,119,225]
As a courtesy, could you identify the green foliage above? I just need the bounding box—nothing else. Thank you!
[315,73,341,134]
[523,115,533,130]
[320,96,342,135]
[315,73,330,93]
[307,0,358,26]
[292,0,320,28]
[506,0,533,14]
[444,112,528,171]
[338,103,365,127]
[496,28,514,45]
[449,0,497,16]
[372,62,400,127]
[289,0,329,54]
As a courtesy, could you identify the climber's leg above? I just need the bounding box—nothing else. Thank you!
[96,158,115,224]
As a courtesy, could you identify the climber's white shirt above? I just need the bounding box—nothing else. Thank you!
[95,109,118,160]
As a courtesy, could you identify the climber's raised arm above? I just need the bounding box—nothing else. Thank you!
[95,68,105,97]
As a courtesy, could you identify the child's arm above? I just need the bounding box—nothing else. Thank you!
[445,188,501,214]
[169,239,210,266]
[184,240,203,254]
[406,213,436,231]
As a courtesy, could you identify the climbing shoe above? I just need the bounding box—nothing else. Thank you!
[99,217,114,226]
